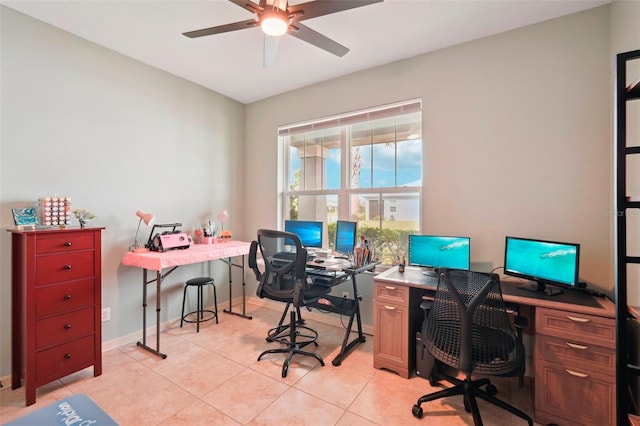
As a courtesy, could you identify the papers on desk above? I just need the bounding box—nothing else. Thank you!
[307,258,351,270]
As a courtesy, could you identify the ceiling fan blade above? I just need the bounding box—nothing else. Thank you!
[289,23,349,57]
[183,19,257,38]
[228,0,263,14]
[263,35,280,67]
[289,0,383,22]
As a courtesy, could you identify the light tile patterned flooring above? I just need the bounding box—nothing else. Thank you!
[1,302,541,425]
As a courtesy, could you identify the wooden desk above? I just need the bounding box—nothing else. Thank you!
[373,266,616,426]
[122,241,251,358]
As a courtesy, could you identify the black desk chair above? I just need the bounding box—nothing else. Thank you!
[412,268,533,426]
[248,229,330,378]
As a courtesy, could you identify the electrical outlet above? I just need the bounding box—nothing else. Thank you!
[102,307,111,322]
[342,291,349,299]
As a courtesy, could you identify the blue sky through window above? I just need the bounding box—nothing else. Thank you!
[289,139,422,189]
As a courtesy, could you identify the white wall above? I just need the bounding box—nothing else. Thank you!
[244,6,613,326]
[0,7,245,377]
[611,0,640,306]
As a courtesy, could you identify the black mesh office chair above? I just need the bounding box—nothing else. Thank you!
[412,269,533,426]
[249,229,330,378]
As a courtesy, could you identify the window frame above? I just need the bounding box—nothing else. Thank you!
[279,99,423,263]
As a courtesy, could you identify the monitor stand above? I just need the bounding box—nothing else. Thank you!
[517,281,563,296]
[422,267,439,277]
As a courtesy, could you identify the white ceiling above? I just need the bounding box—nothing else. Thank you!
[2,0,610,104]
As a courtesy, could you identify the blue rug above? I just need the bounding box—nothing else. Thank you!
[4,394,118,425]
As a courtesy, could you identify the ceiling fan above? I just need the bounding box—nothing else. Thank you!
[183,0,383,65]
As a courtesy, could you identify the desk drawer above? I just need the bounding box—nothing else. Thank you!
[535,334,615,373]
[37,233,95,254]
[535,358,615,426]
[536,307,615,347]
[36,307,95,350]
[35,251,95,286]
[36,278,95,317]
[375,282,409,306]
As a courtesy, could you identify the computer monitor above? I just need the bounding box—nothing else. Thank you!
[284,220,323,248]
[408,234,471,276]
[503,236,580,296]
[335,220,357,255]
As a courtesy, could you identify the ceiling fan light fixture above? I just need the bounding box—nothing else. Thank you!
[261,11,288,37]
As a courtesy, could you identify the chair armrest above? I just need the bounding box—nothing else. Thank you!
[248,240,262,281]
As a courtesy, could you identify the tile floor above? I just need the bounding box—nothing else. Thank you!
[1,302,541,425]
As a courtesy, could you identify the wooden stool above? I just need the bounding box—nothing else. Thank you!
[180,277,218,332]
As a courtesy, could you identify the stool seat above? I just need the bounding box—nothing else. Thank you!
[186,277,214,286]
[181,277,218,332]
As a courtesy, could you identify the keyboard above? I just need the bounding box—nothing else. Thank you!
[273,251,316,262]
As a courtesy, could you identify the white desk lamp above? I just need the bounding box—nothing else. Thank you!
[130,210,155,252]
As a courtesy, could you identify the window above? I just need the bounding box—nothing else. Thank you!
[280,100,422,264]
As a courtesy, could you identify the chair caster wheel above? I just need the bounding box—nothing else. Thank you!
[486,384,498,396]
[412,404,423,418]
[429,376,439,387]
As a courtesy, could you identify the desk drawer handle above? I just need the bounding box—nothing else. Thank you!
[64,323,72,330]
[384,285,397,290]
[384,305,397,310]
[566,315,590,323]
[64,264,73,270]
[566,342,588,350]
[565,369,589,378]
[64,353,72,360]
[64,294,72,300]
[64,241,72,247]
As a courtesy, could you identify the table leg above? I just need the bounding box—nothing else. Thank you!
[136,269,167,359]
[223,255,252,320]
[331,274,366,366]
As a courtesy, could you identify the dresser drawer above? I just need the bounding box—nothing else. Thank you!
[375,282,409,306]
[536,307,615,347]
[535,334,615,373]
[35,251,95,285]
[36,278,95,317]
[36,335,95,384]
[36,233,95,254]
[36,307,95,349]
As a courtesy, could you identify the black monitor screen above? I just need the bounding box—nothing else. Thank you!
[335,220,357,254]
[504,236,580,293]
[408,235,470,270]
[284,220,323,248]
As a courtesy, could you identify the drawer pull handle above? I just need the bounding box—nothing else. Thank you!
[384,305,396,310]
[64,241,72,247]
[565,369,589,378]
[64,324,72,330]
[64,294,72,300]
[64,264,72,270]
[566,315,590,323]
[64,353,72,360]
[566,342,588,350]
[384,285,397,290]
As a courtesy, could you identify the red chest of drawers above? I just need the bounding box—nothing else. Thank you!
[9,227,103,406]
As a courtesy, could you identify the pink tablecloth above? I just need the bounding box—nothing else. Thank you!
[121,241,251,271]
